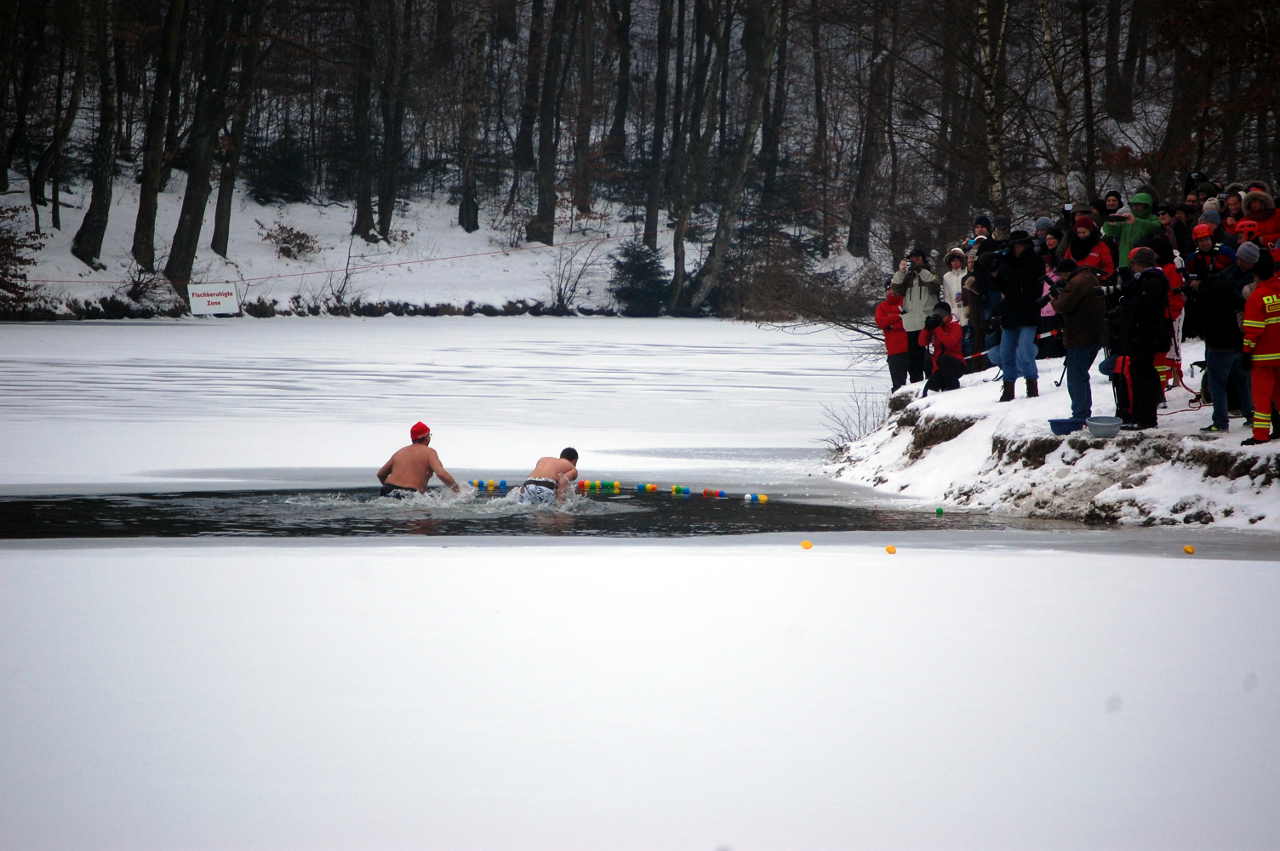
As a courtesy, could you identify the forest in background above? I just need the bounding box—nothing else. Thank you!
[2,0,1278,317]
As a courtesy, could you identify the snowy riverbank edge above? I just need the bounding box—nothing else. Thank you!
[829,343,1280,532]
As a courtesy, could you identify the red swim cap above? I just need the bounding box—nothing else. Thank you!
[409,422,430,441]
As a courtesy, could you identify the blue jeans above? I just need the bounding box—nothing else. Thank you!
[1204,348,1253,428]
[1064,345,1100,420]
[998,325,1039,381]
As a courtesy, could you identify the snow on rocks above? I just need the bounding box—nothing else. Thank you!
[831,341,1280,530]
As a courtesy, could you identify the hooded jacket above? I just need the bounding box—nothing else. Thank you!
[941,248,970,327]
[875,291,909,356]
[1064,226,1115,280]
[919,315,964,369]
[1103,191,1163,268]
[1242,273,1280,363]
[890,262,941,333]
[1244,191,1280,248]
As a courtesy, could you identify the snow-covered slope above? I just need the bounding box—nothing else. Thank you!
[831,341,1280,531]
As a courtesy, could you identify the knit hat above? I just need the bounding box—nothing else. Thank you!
[934,301,953,315]
[409,421,431,441]
[1191,223,1214,240]
[1046,226,1063,241]
[1034,216,1053,232]
[1202,197,1220,213]
[1236,241,1261,265]
[1128,246,1157,267]
[1128,192,1154,208]
[1198,209,1221,226]
[974,215,993,230]
[1073,213,1096,231]
[1104,189,1123,202]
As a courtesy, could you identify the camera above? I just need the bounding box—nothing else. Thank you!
[1105,214,1127,223]
[1063,203,1074,213]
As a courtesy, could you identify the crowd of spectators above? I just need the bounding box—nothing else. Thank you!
[875,173,1280,445]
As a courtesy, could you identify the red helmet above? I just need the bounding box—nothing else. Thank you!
[1192,223,1214,241]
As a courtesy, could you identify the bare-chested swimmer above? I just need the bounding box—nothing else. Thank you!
[517,448,578,505]
[376,421,460,497]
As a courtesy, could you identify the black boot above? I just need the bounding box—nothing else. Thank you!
[1026,379,1039,398]
[998,381,1015,402]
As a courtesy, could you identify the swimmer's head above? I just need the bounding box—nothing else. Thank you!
[410,422,431,443]
[560,447,578,464]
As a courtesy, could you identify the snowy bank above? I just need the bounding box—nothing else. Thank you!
[830,340,1280,531]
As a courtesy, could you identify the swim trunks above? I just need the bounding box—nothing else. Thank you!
[517,478,557,505]
[380,483,418,497]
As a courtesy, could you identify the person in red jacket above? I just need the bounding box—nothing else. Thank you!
[1241,252,1280,445]
[1243,190,1280,249]
[1063,214,1115,280]
[876,287,910,392]
[919,302,965,395]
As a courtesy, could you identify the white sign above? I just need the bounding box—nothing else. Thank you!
[189,285,241,316]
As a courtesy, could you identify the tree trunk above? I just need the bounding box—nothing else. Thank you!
[809,0,830,257]
[351,0,376,240]
[1039,0,1071,202]
[31,10,85,216]
[759,0,788,200]
[458,6,482,232]
[1103,0,1124,119]
[2,1,47,192]
[492,0,518,41]
[603,0,631,162]
[377,0,413,237]
[1078,0,1098,200]
[71,0,116,269]
[571,0,594,214]
[975,0,1010,215]
[666,0,686,196]
[687,0,778,312]
[846,8,892,257]
[159,5,188,192]
[1148,41,1205,197]
[642,0,673,249]
[513,0,546,169]
[527,0,571,244]
[163,0,241,294]
[210,1,265,257]
[1116,0,1145,122]
[132,0,185,270]
[432,0,456,69]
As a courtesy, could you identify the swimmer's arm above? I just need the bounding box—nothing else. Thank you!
[428,451,461,492]
[555,466,577,500]
[376,458,394,483]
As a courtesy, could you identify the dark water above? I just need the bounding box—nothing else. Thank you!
[0,486,1072,539]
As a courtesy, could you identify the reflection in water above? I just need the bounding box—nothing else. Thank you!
[0,485,1076,539]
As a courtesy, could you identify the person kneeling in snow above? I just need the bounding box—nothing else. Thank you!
[919,302,964,396]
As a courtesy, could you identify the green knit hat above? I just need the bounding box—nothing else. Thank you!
[1128,192,1154,208]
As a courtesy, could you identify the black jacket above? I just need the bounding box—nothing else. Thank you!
[991,247,1046,329]
[1196,275,1246,351]
[1115,267,1172,355]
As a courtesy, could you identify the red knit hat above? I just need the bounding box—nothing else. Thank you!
[409,421,430,441]
[1073,213,1095,230]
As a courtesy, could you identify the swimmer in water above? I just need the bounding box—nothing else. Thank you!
[517,447,578,505]
[376,422,460,497]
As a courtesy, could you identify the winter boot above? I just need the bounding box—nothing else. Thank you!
[998,381,1016,402]
[1026,379,1039,398]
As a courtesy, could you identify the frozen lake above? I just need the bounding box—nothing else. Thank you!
[2,318,1277,849]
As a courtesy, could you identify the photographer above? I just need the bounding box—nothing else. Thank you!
[919,302,965,395]
[990,231,1045,401]
[891,246,940,384]
[1052,268,1107,421]
[1102,192,1162,272]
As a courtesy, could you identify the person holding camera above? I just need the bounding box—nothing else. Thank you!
[891,246,940,384]
[1103,192,1163,272]
[919,302,965,395]
[991,231,1047,401]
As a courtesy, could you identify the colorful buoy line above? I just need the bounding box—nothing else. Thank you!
[462,478,770,502]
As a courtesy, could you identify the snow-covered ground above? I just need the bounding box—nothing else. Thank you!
[0,317,870,492]
[3,537,1277,850]
[832,340,1280,531]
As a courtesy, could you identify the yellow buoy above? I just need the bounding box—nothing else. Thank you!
[885,545,897,555]
[757,494,769,504]
[801,540,813,550]
[1184,545,1196,555]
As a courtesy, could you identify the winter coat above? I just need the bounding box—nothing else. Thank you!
[875,292,909,356]
[1103,192,1163,268]
[1064,232,1115,280]
[919,316,964,371]
[1244,191,1280,248]
[891,263,941,333]
[1242,273,1280,364]
[1115,267,1172,355]
[941,263,969,328]
[990,247,1045,329]
[1052,269,1107,349]
[1196,272,1247,351]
